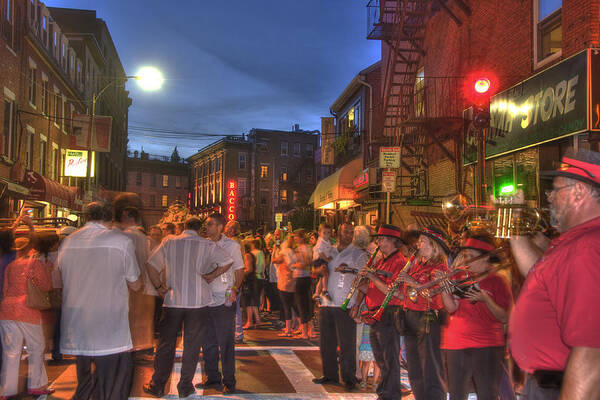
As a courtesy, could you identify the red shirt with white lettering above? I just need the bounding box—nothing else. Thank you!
[403,261,448,311]
[365,251,406,310]
[441,272,512,350]
[509,216,600,373]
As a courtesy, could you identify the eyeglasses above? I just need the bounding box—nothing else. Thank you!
[545,184,576,199]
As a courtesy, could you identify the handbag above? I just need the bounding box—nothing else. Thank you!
[25,256,51,310]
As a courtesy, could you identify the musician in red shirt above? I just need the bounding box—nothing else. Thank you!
[509,148,600,399]
[440,234,512,400]
[398,226,449,400]
[351,224,407,400]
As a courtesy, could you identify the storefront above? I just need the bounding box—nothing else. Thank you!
[309,158,362,228]
[465,48,600,208]
[22,170,82,219]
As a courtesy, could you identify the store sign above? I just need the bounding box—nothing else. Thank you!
[321,117,335,165]
[71,114,113,153]
[382,170,396,193]
[64,149,94,177]
[487,50,594,157]
[353,169,369,190]
[379,147,401,168]
[226,179,237,222]
[275,213,283,222]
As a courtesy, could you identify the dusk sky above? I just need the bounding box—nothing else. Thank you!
[46,0,381,158]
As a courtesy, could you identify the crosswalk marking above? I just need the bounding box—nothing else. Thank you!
[269,349,327,394]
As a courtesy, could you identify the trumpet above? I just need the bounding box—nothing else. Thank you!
[406,245,507,303]
[340,247,379,311]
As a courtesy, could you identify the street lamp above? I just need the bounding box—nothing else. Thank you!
[86,67,163,193]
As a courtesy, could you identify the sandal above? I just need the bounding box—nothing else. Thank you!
[277,331,292,337]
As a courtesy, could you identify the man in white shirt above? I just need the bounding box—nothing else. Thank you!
[198,213,245,395]
[58,202,142,400]
[144,217,233,398]
[313,223,368,391]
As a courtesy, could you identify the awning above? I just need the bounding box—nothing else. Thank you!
[22,170,76,209]
[309,158,362,209]
[0,177,30,199]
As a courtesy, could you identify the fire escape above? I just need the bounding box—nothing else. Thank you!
[367,0,470,201]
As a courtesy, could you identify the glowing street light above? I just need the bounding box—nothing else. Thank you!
[135,66,164,91]
[474,77,491,94]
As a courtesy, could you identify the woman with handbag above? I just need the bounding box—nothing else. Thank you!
[0,236,54,398]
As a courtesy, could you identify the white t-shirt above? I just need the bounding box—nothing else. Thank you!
[209,235,244,307]
[123,226,157,296]
[313,237,337,261]
[58,222,140,356]
[322,244,368,308]
[147,230,233,308]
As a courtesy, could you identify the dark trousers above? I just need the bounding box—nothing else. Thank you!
[446,346,504,400]
[403,309,446,400]
[294,277,313,323]
[370,306,402,400]
[202,304,237,388]
[279,290,297,321]
[522,375,560,400]
[318,307,357,384]
[74,352,133,400]
[150,307,208,393]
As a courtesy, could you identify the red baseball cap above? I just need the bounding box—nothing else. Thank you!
[541,148,600,187]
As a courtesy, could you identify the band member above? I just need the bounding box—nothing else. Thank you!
[509,148,600,399]
[399,226,449,400]
[440,234,512,400]
[351,224,407,400]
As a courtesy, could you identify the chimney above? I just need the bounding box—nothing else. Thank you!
[293,124,300,132]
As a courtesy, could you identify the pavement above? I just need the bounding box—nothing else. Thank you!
[15,312,415,400]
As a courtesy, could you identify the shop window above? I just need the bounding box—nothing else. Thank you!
[535,0,562,65]
[487,148,539,205]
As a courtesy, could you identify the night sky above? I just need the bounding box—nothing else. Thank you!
[45,0,380,158]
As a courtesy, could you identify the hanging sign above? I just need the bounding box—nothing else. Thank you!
[226,179,237,222]
[382,170,396,193]
[64,149,94,177]
[379,147,401,168]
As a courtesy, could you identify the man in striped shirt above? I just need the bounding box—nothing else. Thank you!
[143,217,233,398]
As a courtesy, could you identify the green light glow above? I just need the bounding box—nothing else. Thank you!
[500,184,515,194]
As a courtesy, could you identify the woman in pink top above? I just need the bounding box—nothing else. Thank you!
[0,236,53,398]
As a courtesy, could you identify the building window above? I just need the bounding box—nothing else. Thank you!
[280,189,288,203]
[39,137,47,175]
[415,68,425,118]
[41,79,48,115]
[28,65,37,107]
[536,0,562,64]
[260,164,269,178]
[53,90,60,126]
[238,178,247,196]
[293,143,300,156]
[238,152,247,169]
[281,167,288,182]
[162,174,169,187]
[61,97,66,132]
[293,191,298,202]
[176,176,182,189]
[149,194,155,207]
[3,99,16,159]
[26,129,34,170]
[161,194,168,207]
[281,141,288,156]
[151,174,156,187]
[260,190,268,206]
[136,172,142,185]
[304,143,314,157]
[51,145,58,180]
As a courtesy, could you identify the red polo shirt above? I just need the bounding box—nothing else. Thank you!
[365,251,406,310]
[509,216,600,373]
[442,272,512,350]
[403,261,448,311]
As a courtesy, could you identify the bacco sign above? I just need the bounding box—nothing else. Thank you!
[226,179,237,222]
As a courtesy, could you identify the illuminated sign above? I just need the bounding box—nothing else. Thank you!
[353,169,370,190]
[226,179,237,222]
[64,149,94,177]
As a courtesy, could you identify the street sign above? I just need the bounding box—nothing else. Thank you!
[379,147,401,168]
[275,213,283,222]
[382,170,396,192]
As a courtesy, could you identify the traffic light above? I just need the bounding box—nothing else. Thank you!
[464,73,496,129]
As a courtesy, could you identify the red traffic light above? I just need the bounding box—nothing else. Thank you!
[474,78,490,94]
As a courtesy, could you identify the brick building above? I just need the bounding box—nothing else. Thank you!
[361,0,600,231]
[125,150,190,227]
[189,127,319,232]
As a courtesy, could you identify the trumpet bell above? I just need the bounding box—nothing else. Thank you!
[442,194,470,222]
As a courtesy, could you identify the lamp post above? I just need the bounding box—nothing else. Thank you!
[85,67,163,194]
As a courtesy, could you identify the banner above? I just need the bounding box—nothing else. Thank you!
[64,149,94,177]
[70,114,113,152]
[321,117,334,165]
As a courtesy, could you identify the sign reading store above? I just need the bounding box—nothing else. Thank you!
[487,48,600,158]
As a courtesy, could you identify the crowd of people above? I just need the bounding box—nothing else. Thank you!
[0,147,598,400]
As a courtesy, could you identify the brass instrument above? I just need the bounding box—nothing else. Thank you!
[340,247,379,311]
[442,194,547,239]
[406,246,506,303]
